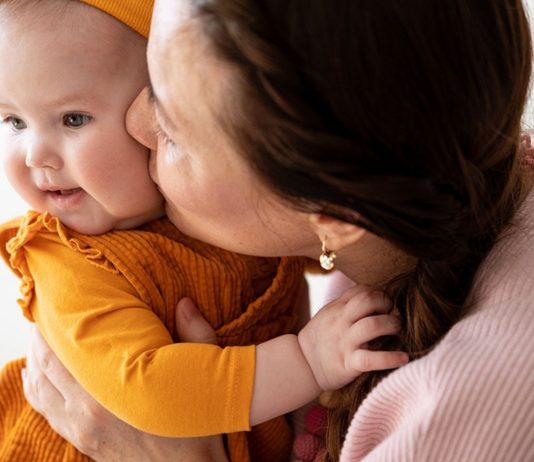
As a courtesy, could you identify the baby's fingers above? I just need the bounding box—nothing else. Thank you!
[350,349,409,372]
[348,314,401,348]
[345,290,393,321]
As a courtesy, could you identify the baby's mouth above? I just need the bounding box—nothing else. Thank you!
[47,187,86,209]
[51,188,83,196]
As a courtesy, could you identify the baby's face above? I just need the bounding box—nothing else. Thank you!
[0,1,163,234]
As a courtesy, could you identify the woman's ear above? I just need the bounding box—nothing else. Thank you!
[308,213,366,251]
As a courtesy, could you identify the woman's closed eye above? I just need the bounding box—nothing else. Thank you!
[154,124,190,164]
[2,115,27,131]
[154,124,177,148]
[62,113,92,129]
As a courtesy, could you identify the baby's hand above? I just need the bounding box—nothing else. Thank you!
[298,285,408,391]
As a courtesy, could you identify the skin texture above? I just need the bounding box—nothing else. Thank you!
[0,1,163,235]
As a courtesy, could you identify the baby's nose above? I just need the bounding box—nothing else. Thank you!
[25,137,63,170]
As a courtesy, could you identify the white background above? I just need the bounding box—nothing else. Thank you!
[0,169,30,366]
[2,2,534,367]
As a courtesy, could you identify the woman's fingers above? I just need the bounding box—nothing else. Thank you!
[22,330,73,440]
[23,328,66,414]
[23,329,110,456]
[22,361,64,417]
[175,298,218,345]
[29,328,78,397]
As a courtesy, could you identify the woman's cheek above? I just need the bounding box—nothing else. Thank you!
[156,150,192,205]
[165,145,185,164]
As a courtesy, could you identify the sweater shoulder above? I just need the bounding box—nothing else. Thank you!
[341,311,534,461]
[417,318,534,460]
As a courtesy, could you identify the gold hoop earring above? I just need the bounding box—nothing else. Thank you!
[319,240,336,271]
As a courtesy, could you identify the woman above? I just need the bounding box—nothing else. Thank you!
[22,0,534,461]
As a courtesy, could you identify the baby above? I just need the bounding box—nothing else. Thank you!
[0,1,406,461]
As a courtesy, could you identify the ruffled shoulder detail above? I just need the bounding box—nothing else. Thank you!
[6,211,118,321]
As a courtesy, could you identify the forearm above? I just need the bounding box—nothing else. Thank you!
[31,287,253,436]
[40,326,255,436]
[250,334,321,426]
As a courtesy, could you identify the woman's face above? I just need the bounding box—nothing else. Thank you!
[127,0,318,257]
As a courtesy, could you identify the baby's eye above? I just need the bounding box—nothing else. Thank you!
[63,113,92,128]
[3,116,27,131]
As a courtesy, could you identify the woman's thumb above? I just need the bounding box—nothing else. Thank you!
[175,298,218,345]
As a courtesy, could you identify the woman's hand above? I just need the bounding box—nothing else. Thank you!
[22,299,227,462]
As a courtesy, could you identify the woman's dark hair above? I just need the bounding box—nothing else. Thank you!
[191,1,532,459]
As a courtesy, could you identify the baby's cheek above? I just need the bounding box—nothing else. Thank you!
[3,156,27,193]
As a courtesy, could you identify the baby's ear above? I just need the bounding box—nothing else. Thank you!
[308,213,366,252]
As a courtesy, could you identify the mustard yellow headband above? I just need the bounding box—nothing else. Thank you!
[80,0,154,38]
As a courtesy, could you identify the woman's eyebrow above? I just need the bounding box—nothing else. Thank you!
[147,83,181,132]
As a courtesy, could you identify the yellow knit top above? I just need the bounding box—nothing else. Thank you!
[0,212,304,462]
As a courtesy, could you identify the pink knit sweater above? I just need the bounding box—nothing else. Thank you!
[340,190,534,461]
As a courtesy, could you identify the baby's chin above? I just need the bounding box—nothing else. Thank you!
[59,216,115,235]
[44,202,164,235]
[46,209,114,235]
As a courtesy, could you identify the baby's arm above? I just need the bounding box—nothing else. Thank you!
[23,234,256,437]
[250,285,408,426]
[21,231,405,436]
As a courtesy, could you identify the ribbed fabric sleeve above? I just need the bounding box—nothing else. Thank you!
[340,191,534,461]
[0,213,304,462]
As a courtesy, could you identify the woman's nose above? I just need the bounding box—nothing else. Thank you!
[25,137,63,170]
[126,87,158,150]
